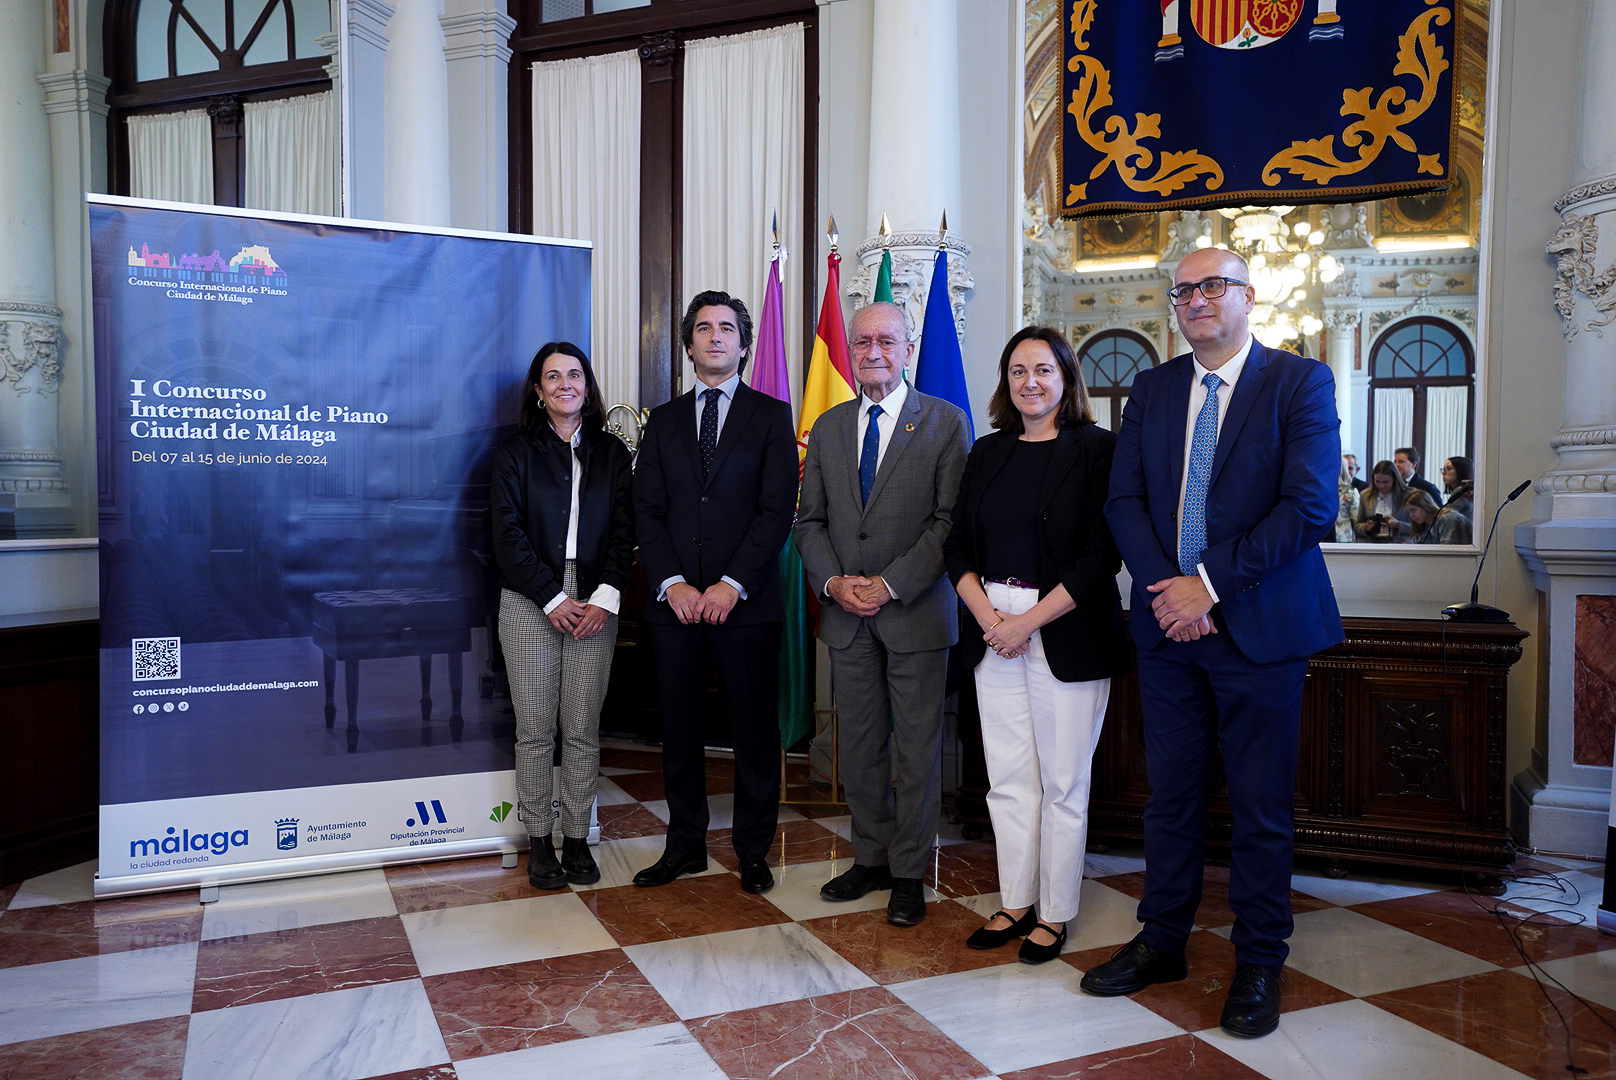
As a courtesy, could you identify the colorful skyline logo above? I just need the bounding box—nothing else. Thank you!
[127,242,288,286]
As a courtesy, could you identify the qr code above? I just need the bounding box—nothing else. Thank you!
[132,637,181,681]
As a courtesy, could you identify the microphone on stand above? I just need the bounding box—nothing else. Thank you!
[1442,478,1533,623]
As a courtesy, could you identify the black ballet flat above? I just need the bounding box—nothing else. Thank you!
[965,907,1039,950]
[1018,921,1068,964]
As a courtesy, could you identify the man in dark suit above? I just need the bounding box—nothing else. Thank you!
[1086,248,1342,1038]
[1395,447,1444,506]
[1343,453,1368,493]
[632,290,798,895]
[795,301,969,927]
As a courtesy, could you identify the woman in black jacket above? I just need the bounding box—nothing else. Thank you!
[944,326,1127,964]
[492,342,634,889]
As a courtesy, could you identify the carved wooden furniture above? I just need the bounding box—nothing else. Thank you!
[953,615,1527,893]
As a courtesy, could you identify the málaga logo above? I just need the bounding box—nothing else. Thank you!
[126,242,289,305]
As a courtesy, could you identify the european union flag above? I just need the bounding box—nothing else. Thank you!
[913,248,973,440]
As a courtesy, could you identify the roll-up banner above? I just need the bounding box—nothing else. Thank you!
[89,196,592,898]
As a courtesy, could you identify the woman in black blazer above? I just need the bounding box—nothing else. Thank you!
[492,342,634,890]
[944,326,1127,964]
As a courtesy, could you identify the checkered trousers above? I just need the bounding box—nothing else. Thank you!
[498,562,617,838]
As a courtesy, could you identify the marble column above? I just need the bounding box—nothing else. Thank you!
[345,0,393,220]
[0,0,71,537]
[1324,309,1359,457]
[384,0,453,226]
[442,0,514,232]
[1513,0,1616,855]
[846,0,972,360]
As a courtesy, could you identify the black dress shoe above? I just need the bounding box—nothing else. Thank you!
[1078,936,1187,996]
[527,836,567,890]
[965,907,1038,950]
[560,836,600,885]
[886,877,926,926]
[632,850,708,887]
[738,855,774,894]
[819,864,894,901]
[1221,964,1282,1038]
[1018,921,1068,965]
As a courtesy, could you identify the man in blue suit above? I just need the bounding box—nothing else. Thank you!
[1085,247,1342,1039]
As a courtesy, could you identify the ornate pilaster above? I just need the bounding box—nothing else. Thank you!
[441,0,514,231]
[1323,308,1360,452]
[1513,0,1616,855]
[384,0,452,226]
[345,0,394,219]
[846,234,974,352]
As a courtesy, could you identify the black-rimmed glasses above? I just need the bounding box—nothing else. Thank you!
[1167,276,1248,306]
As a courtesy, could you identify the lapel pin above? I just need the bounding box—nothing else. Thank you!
[905,423,916,432]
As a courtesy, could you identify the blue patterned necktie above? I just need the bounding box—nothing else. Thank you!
[859,403,883,505]
[699,387,721,477]
[1178,372,1223,575]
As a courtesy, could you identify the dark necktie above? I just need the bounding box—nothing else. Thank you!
[699,387,721,477]
[1179,372,1223,575]
[859,403,883,506]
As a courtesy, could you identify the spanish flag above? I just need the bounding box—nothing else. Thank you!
[796,250,856,466]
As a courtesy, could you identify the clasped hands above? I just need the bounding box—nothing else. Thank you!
[827,575,892,618]
[665,580,740,625]
[981,610,1032,659]
[545,596,611,639]
[1146,574,1217,642]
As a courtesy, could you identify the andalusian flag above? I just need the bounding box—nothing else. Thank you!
[750,248,814,750]
[874,248,894,304]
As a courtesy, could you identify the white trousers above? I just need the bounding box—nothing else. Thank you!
[975,581,1110,924]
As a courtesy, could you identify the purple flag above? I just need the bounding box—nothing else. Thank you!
[750,254,791,409]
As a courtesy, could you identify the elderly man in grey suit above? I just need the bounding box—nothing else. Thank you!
[795,300,970,926]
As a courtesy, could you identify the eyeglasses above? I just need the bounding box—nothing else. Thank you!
[1167,276,1248,306]
[851,335,906,353]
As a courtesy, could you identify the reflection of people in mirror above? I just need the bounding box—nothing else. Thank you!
[1353,460,1410,542]
[1404,489,1472,545]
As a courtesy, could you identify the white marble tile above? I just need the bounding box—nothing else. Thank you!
[1082,850,1148,878]
[625,921,874,1019]
[641,798,672,823]
[569,834,727,892]
[815,815,854,842]
[889,960,1182,1075]
[933,811,975,846]
[1289,870,1443,907]
[1276,907,1499,997]
[183,978,449,1080]
[0,942,196,1045]
[776,803,805,823]
[199,867,397,940]
[453,1022,729,1080]
[9,859,98,909]
[400,891,618,976]
[1201,998,1532,1080]
[761,857,927,922]
[597,766,646,776]
[1529,949,1616,1011]
[593,776,636,806]
[1522,852,1603,872]
[1499,870,1602,928]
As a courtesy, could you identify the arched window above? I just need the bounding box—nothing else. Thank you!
[1366,317,1474,474]
[1078,329,1158,431]
[106,0,335,209]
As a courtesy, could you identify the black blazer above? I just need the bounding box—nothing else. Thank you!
[491,424,635,609]
[633,380,798,626]
[944,423,1127,682]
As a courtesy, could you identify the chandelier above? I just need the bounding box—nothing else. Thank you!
[1217,207,1340,349]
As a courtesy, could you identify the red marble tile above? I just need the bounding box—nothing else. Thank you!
[1062,929,1350,1032]
[1351,888,1613,967]
[366,1068,460,1080]
[1101,865,1330,928]
[424,947,677,1059]
[0,893,202,969]
[931,840,1001,897]
[709,819,853,871]
[1000,1034,1270,1079]
[597,803,669,841]
[386,855,550,914]
[779,784,851,818]
[0,881,18,910]
[607,770,668,802]
[1574,595,1616,767]
[192,914,418,1011]
[1370,967,1616,1080]
[688,985,988,1080]
[0,1014,189,1080]
[576,875,791,946]
[802,901,1018,983]
[599,746,665,772]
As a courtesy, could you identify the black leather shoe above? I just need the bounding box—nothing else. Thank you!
[738,855,774,894]
[1221,964,1282,1038]
[966,907,1038,950]
[1079,936,1187,996]
[527,836,567,890]
[886,877,927,926]
[632,850,708,887]
[560,836,600,885]
[1018,921,1068,965]
[819,864,893,901]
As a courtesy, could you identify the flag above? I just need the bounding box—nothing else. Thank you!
[797,250,855,464]
[914,247,973,439]
[751,249,814,751]
[874,249,894,304]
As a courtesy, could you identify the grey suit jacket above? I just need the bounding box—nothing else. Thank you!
[794,386,970,653]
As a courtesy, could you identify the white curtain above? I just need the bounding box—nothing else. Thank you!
[532,50,641,411]
[1373,386,1414,467]
[244,92,339,216]
[1424,385,1469,476]
[128,109,213,204]
[682,24,805,408]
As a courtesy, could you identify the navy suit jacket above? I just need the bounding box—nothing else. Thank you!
[633,380,798,626]
[1104,341,1344,666]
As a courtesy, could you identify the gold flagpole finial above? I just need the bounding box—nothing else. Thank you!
[827,214,839,252]
[879,213,892,242]
[938,210,948,247]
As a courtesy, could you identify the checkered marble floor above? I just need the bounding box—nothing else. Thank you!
[3,741,1614,1080]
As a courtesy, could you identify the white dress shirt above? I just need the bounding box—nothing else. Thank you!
[1175,335,1254,605]
[657,371,749,602]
